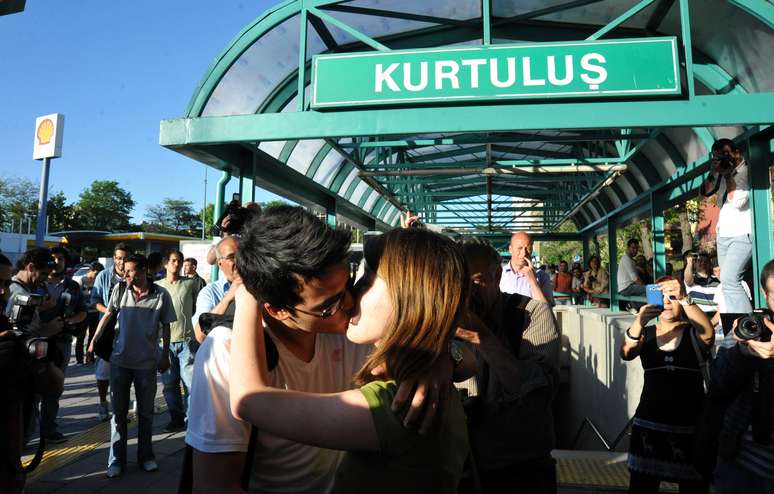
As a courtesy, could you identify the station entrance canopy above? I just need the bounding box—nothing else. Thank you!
[160,0,774,302]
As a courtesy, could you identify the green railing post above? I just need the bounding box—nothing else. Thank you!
[608,219,619,311]
[747,131,774,308]
[651,191,667,279]
[482,0,491,45]
[582,234,590,265]
[211,170,231,282]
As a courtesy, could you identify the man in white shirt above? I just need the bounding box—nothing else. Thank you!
[618,238,645,297]
[499,232,553,305]
[186,206,472,493]
[700,138,753,315]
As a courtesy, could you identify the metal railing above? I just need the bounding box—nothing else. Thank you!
[571,416,634,451]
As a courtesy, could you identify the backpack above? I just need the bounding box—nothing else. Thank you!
[93,282,127,362]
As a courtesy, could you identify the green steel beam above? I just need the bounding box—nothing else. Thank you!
[341,132,651,149]
[651,191,667,278]
[297,8,308,111]
[679,0,696,98]
[482,0,492,45]
[729,0,774,29]
[748,129,774,308]
[307,10,338,50]
[307,7,390,51]
[608,219,619,310]
[323,4,478,28]
[163,94,774,145]
[587,0,657,40]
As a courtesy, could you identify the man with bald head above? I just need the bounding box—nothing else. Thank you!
[500,232,553,305]
[192,236,241,343]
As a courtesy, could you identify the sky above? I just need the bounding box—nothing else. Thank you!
[0,1,282,223]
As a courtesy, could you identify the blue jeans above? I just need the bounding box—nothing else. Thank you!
[717,235,753,314]
[619,283,646,297]
[109,364,157,467]
[41,335,72,435]
[161,341,194,423]
[714,458,774,494]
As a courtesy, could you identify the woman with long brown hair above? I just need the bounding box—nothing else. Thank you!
[620,276,714,494]
[229,228,470,493]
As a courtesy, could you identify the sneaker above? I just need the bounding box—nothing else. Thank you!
[98,403,110,422]
[45,431,67,444]
[141,460,159,472]
[106,464,122,478]
[163,420,186,433]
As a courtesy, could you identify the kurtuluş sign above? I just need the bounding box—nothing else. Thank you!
[311,37,680,109]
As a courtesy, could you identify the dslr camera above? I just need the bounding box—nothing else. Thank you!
[6,293,54,363]
[734,309,774,342]
[211,193,259,236]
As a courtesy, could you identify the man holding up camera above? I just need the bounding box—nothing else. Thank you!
[696,260,774,492]
[0,252,65,493]
[701,139,753,316]
[38,247,87,444]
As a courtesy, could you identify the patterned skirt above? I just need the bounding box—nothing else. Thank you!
[627,418,702,481]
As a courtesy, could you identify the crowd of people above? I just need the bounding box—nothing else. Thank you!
[0,138,771,494]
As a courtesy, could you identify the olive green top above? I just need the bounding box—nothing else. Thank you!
[333,380,469,494]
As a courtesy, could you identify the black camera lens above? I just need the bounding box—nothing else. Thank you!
[734,316,762,341]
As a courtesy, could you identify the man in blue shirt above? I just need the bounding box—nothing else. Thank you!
[193,236,241,342]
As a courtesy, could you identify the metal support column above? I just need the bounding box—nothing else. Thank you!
[747,132,774,308]
[241,155,257,203]
[326,199,337,227]
[651,191,667,279]
[582,234,590,265]
[211,170,231,281]
[34,157,51,247]
[608,220,619,310]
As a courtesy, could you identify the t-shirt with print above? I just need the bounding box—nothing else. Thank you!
[185,325,371,494]
[155,278,197,343]
[332,380,469,494]
[108,283,176,370]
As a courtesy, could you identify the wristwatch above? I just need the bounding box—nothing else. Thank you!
[677,296,694,307]
[449,340,464,368]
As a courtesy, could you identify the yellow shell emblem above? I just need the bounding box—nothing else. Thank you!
[37,118,54,145]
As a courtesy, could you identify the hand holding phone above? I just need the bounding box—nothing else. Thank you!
[645,284,664,308]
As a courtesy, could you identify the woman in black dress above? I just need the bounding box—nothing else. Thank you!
[620,276,714,494]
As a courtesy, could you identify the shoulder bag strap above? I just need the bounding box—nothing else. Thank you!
[689,326,712,394]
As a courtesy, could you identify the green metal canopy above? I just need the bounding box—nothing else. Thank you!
[160,0,774,303]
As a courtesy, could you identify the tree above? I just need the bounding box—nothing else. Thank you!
[144,198,198,235]
[0,176,37,229]
[47,191,77,232]
[75,180,135,232]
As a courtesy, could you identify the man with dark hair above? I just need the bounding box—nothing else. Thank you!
[701,139,753,316]
[75,261,104,364]
[89,254,175,478]
[183,257,206,292]
[147,252,164,281]
[186,206,468,493]
[618,238,645,297]
[553,260,573,305]
[697,260,774,493]
[684,252,720,314]
[156,250,198,432]
[38,246,87,443]
[90,242,130,421]
[456,238,560,494]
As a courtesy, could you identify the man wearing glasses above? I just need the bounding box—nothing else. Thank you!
[700,139,753,319]
[192,236,242,343]
[185,206,470,493]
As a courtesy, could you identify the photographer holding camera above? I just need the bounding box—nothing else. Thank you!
[700,139,753,317]
[696,260,774,492]
[0,252,65,493]
[205,196,261,266]
[39,247,87,443]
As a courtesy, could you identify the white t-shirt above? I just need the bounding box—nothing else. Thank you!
[715,162,752,238]
[617,253,640,291]
[186,325,371,494]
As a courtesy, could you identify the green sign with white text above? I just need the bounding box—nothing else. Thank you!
[311,38,680,109]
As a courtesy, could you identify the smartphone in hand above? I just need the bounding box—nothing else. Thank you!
[645,284,664,308]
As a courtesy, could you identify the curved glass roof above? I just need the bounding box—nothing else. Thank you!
[169,0,773,235]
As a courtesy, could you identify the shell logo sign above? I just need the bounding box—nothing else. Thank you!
[36,118,55,145]
[33,113,65,160]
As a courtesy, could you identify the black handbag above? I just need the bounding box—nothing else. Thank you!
[93,282,127,362]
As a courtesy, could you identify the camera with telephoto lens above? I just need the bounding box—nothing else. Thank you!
[6,293,54,362]
[734,309,774,342]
